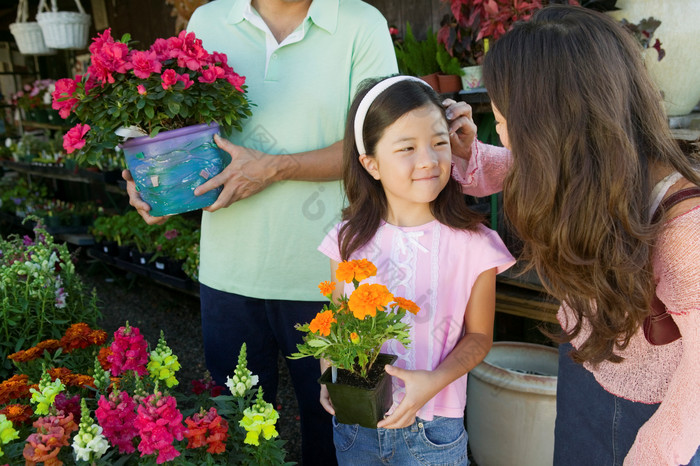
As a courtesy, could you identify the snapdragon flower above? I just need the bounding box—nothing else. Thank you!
[72,398,109,462]
[225,343,258,397]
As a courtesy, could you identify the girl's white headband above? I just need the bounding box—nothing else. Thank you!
[353,75,433,155]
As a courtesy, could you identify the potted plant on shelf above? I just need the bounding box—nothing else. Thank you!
[289,259,420,428]
[52,28,253,217]
[438,0,546,90]
[394,24,442,92]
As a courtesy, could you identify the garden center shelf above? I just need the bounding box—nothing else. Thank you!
[87,247,199,297]
[0,160,124,194]
[496,267,559,324]
[0,211,93,246]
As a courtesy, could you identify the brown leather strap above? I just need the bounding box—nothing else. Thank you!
[652,187,700,222]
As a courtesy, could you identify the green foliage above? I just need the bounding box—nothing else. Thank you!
[0,220,100,379]
[394,24,441,76]
[436,44,465,76]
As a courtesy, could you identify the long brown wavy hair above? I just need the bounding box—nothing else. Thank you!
[339,77,483,260]
[483,5,700,364]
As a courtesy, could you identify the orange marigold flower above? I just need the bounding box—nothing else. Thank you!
[88,329,108,346]
[36,339,62,352]
[60,322,93,352]
[97,346,113,371]
[350,332,360,344]
[335,261,356,284]
[48,367,73,382]
[348,284,393,320]
[0,374,32,404]
[8,346,43,363]
[308,310,337,337]
[392,297,421,315]
[352,259,377,281]
[318,281,336,296]
[335,259,378,283]
[0,403,33,424]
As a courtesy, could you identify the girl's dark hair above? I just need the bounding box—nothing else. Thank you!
[339,77,483,260]
[483,5,700,364]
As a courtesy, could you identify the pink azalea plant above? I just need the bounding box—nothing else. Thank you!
[51,28,252,165]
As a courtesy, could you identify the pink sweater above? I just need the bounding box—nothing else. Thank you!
[454,141,700,465]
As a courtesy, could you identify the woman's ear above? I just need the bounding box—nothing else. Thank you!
[359,154,380,180]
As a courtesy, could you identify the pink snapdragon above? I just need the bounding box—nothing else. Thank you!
[63,124,90,154]
[134,392,186,464]
[51,77,80,119]
[95,390,138,453]
[130,50,162,79]
[107,324,149,376]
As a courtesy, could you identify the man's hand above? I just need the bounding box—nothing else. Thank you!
[122,169,171,225]
[443,98,477,161]
[194,134,281,212]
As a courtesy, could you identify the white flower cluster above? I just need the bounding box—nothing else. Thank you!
[225,343,259,397]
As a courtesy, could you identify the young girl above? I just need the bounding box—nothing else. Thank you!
[317,75,515,465]
[451,5,700,465]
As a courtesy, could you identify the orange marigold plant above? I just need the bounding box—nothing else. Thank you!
[290,259,420,378]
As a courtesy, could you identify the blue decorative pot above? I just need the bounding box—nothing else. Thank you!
[120,123,229,217]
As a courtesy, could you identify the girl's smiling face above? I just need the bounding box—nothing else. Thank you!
[359,104,452,226]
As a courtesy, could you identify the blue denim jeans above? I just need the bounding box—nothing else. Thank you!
[199,284,336,466]
[333,415,469,465]
[554,343,700,466]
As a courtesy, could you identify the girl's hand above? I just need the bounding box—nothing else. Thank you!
[320,384,335,416]
[443,98,477,161]
[376,365,439,429]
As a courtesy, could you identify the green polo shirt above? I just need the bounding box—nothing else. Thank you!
[188,0,398,300]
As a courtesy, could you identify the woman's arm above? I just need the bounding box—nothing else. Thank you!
[625,213,700,465]
[376,267,497,429]
[452,140,512,197]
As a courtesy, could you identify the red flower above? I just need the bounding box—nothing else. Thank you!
[226,72,246,93]
[184,407,228,454]
[107,324,149,376]
[62,123,90,154]
[87,28,132,84]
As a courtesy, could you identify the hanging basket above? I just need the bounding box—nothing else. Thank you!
[36,0,91,50]
[9,0,55,55]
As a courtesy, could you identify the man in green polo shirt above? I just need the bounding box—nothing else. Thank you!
[124,0,397,463]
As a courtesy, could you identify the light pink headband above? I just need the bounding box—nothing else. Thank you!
[353,75,432,155]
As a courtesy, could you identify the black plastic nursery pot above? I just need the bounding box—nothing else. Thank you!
[318,353,397,429]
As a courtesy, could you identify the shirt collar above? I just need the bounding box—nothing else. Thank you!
[225,0,338,34]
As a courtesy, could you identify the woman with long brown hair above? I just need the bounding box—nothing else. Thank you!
[449,4,700,464]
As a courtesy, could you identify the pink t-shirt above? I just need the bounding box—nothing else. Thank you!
[318,219,515,421]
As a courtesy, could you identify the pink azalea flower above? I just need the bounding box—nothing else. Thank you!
[149,38,171,61]
[169,30,211,70]
[107,324,149,376]
[135,392,186,464]
[51,77,79,119]
[96,391,139,454]
[137,84,147,95]
[87,28,132,84]
[198,65,225,84]
[226,72,246,93]
[130,50,162,79]
[161,69,179,90]
[63,124,90,154]
[178,73,194,90]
